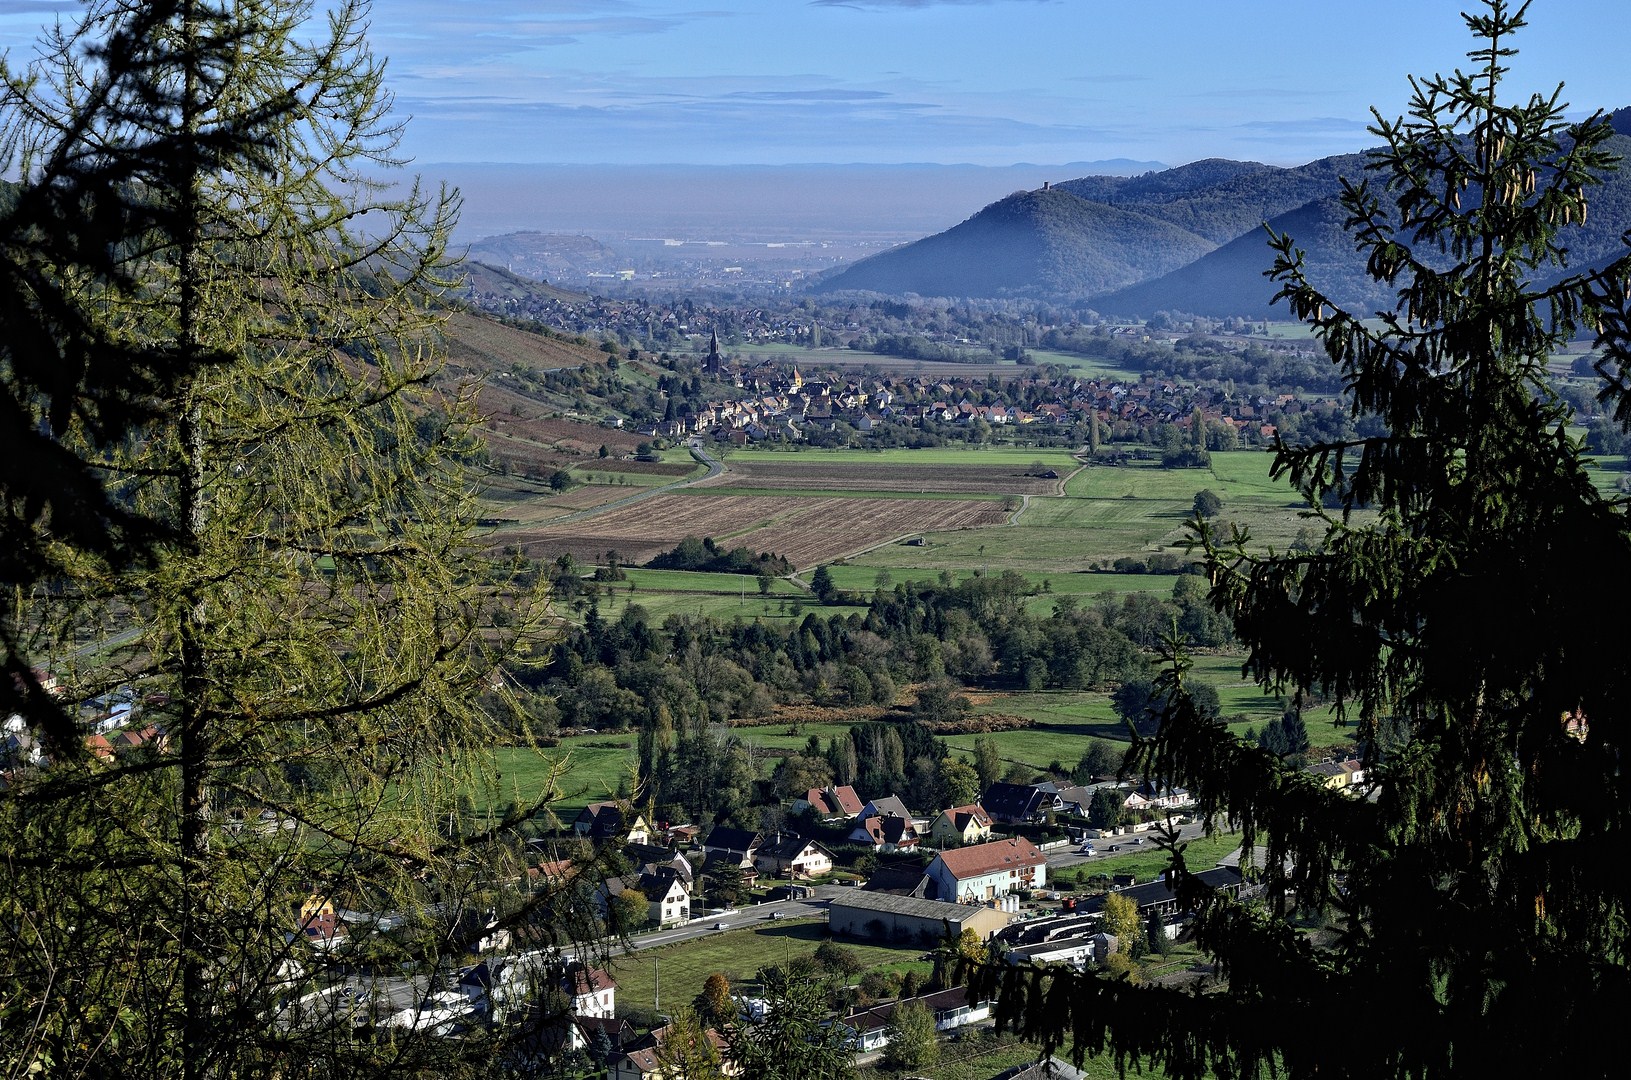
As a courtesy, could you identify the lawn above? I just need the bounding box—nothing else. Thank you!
[609,918,933,1011]
[487,741,636,823]
[581,587,864,627]
[618,568,806,596]
[1052,830,1245,888]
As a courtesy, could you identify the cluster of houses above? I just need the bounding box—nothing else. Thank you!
[611,331,1329,449]
[278,766,1258,1074]
[639,349,1306,449]
[1,671,171,786]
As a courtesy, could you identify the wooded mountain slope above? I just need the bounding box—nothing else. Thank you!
[815,125,1631,315]
[812,187,1214,299]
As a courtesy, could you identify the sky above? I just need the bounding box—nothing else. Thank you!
[2,1,1629,189]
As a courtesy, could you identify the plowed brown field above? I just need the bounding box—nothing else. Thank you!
[694,460,1060,495]
[500,493,1008,568]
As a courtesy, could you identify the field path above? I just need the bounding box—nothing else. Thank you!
[533,444,722,526]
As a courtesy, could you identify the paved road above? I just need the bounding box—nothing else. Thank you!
[1043,819,1214,871]
[626,893,833,951]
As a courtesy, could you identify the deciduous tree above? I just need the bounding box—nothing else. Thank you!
[880,998,938,1073]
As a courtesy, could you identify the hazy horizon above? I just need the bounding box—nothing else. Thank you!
[430,159,1167,246]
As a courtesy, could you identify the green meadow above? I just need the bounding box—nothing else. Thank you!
[609,919,933,1012]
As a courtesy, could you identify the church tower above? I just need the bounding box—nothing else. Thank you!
[703,329,723,376]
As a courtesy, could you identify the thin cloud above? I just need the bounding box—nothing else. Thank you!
[1237,117,1374,135]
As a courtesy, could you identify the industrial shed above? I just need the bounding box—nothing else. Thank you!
[827,889,1012,946]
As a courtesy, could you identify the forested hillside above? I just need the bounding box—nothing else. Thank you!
[813,187,1214,299]
[815,130,1631,317]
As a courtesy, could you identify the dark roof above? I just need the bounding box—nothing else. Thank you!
[860,795,911,821]
[831,890,986,923]
[576,801,627,838]
[756,833,826,861]
[981,782,1056,822]
[861,864,931,896]
[702,826,760,854]
[1077,865,1245,916]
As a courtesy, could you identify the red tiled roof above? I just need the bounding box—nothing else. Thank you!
[935,837,1044,880]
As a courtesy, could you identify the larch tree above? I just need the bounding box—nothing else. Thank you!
[0,0,304,754]
[974,4,1631,1077]
[0,2,564,1078]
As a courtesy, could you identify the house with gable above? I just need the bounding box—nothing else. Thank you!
[752,833,835,880]
[848,813,921,853]
[609,1021,737,1080]
[927,803,994,847]
[981,782,1062,825]
[573,801,652,845]
[837,986,995,1053]
[848,793,920,852]
[855,794,911,823]
[699,825,762,889]
[924,836,1046,902]
[597,865,692,928]
[791,783,863,822]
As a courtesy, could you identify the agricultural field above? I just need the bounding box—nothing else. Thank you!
[503,492,1011,569]
[441,310,608,375]
[693,459,1066,496]
[722,446,1079,469]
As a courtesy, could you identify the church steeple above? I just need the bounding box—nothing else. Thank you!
[704,329,723,375]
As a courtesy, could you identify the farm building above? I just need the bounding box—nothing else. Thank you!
[828,889,1012,945]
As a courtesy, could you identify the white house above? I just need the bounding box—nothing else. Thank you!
[924,837,1046,902]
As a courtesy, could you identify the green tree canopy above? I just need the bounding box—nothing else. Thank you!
[723,966,855,1080]
[880,998,938,1073]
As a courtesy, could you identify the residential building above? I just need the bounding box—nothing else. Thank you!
[573,801,652,844]
[926,803,994,846]
[792,783,864,821]
[923,837,1046,902]
[981,782,1062,825]
[848,813,920,852]
[752,834,835,880]
[837,986,995,1052]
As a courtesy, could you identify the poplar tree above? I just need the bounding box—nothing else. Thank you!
[0,3,559,1077]
[976,4,1631,1076]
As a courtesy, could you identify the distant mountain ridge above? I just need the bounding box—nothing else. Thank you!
[809,187,1214,299]
[815,120,1631,316]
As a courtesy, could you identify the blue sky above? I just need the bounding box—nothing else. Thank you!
[3,1,1629,168]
